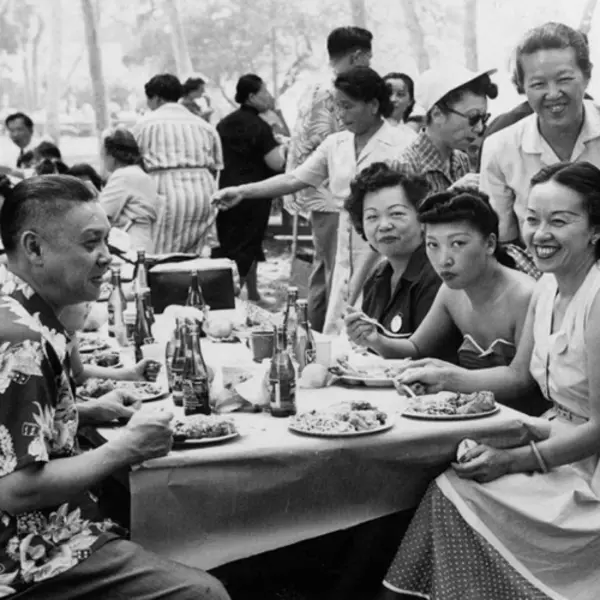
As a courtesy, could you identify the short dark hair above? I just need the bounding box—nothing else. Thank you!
[103,127,146,171]
[35,158,69,176]
[182,77,206,95]
[419,188,515,268]
[345,162,429,240]
[5,112,33,131]
[334,67,395,119]
[429,74,498,124]
[235,74,263,105]
[384,72,415,121]
[68,163,105,191]
[514,22,592,91]
[327,26,373,61]
[0,175,96,254]
[530,161,600,260]
[33,141,62,161]
[144,74,183,102]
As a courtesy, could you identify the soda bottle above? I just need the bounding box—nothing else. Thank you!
[186,270,207,338]
[107,267,127,344]
[135,249,149,295]
[295,299,316,375]
[181,321,211,416]
[282,286,299,354]
[133,292,155,362]
[269,326,297,418]
[171,319,187,407]
[165,318,180,393]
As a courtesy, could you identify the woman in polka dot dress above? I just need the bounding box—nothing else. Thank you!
[383,163,600,599]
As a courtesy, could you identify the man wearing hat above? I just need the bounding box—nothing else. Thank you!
[389,66,498,193]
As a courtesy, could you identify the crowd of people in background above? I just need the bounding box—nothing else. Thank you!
[3,18,600,599]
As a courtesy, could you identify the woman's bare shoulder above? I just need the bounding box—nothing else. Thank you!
[503,267,537,303]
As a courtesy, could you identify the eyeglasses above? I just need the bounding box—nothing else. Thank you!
[446,107,491,128]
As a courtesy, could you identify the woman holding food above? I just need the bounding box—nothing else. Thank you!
[345,186,544,415]
[382,161,600,599]
[343,162,442,337]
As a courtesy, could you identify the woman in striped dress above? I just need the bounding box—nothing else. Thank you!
[133,74,223,255]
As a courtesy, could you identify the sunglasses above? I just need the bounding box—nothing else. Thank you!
[446,107,491,128]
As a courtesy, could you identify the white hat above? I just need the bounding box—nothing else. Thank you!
[415,66,497,113]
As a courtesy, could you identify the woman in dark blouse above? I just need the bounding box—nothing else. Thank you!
[344,162,442,338]
[214,74,286,302]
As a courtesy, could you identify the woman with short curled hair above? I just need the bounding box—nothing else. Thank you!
[99,127,159,253]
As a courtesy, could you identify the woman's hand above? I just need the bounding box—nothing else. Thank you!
[212,186,245,210]
[131,358,161,382]
[344,308,380,348]
[395,358,460,393]
[450,173,480,190]
[452,444,513,483]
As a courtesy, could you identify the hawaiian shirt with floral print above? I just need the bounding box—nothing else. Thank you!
[0,266,121,597]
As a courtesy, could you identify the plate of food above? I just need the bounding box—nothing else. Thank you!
[330,354,412,388]
[402,391,500,420]
[172,415,239,447]
[289,401,393,437]
[80,350,122,368]
[77,336,111,354]
[78,378,169,402]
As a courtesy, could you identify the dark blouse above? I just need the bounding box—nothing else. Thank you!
[217,105,279,188]
[362,244,461,362]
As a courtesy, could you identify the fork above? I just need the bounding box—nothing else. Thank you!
[356,315,412,339]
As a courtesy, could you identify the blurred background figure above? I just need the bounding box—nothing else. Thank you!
[68,163,105,193]
[133,73,223,256]
[5,112,36,168]
[384,72,420,132]
[180,76,214,122]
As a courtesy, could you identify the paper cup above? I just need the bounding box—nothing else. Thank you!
[249,330,275,362]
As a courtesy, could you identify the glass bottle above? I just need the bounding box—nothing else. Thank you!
[269,326,297,418]
[282,286,299,353]
[181,321,211,416]
[135,249,149,295]
[185,270,207,338]
[107,267,127,344]
[133,292,155,362]
[295,299,316,375]
[171,319,187,407]
[165,318,180,394]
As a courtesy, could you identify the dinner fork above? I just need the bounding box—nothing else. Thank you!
[356,314,412,339]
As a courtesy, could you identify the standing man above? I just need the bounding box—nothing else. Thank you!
[0,174,230,599]
[5,112,36,168]
[285,26,373,332]
[133,74,223,255]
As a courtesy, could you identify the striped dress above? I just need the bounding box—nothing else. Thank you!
[132,103,223,254]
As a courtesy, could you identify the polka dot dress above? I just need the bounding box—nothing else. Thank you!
[384,483,551,599]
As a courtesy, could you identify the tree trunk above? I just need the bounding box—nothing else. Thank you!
[30,14,44,112]
[464,0,478,70]
[45,0,62,143]
[81,0,109,140]
[348,0,367,27]
[401,0,429,72]
[579,0,599,36]
[164,0,193,75]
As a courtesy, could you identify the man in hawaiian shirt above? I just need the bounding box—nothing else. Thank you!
[284,26,373,332]
[0,175,229,599]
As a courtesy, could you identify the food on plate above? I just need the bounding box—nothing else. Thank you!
[407,391,496,416]
[394,380,428,396]
[172,415,237,440]
[81,350,121,367]
[78,378,163,399]
[77,335,111,353]
[332,354,411,380]
[290,401,388,434]
[456,438,478,463]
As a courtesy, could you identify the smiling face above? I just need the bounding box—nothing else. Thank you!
[521,47,588,131]
[387,78,412,122]
[425,221,496,289]
[522,180,596,276]
[362,185,422,259]
[334,88,379,134]
[433,91,488,152]
[32,201,113,307]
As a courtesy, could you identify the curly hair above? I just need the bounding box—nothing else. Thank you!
[418,187,515,268]
[103,127,146,172]
[345,162,429,240]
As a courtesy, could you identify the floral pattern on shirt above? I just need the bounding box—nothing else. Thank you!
[0,265,121,597]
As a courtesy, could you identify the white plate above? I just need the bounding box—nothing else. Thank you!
[172,431,240,447]
[338,375,395,388]
[402,405,501,421]
[288,420,394,438]
[78,340,112,354]
[79,384,169,403]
